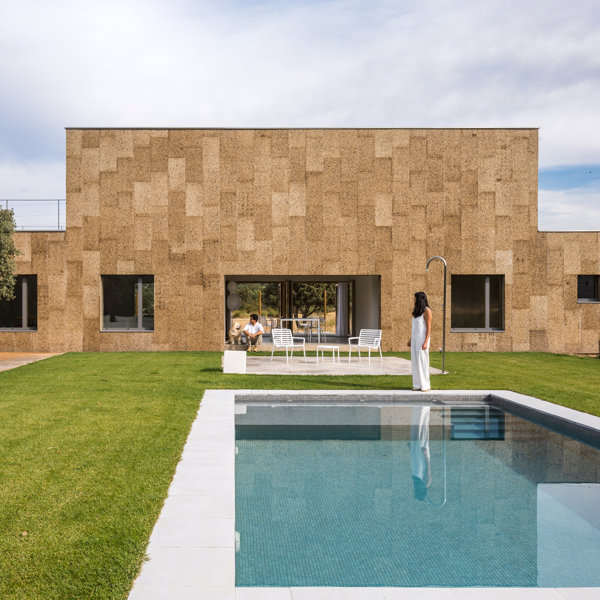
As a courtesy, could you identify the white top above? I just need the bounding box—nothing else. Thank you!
[243,322,264,335]
[411,314,429,349]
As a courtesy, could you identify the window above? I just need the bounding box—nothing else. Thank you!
[577,275,600,303]
[101,275,154,331]
[451,275,504,331]
[0,275,37,330]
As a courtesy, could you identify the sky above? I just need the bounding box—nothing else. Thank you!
[0,0,599,230]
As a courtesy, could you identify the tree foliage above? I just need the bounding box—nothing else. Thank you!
[233,282,337,319]
[236,283,280,316]
[0,209,20,301]
[291,282,336,318]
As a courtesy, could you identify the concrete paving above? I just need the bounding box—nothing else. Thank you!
[0,352,62,372]
[246,354,443,376]
[128,390,235,600]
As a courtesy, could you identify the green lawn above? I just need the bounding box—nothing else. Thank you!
[1,351,599,599]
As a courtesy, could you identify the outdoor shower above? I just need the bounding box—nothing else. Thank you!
[426,256,447,374]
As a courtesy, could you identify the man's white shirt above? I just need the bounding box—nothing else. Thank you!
[243,322,264,335]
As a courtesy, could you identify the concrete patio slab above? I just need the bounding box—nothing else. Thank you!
[0,352,62,372]
[245,355,443,376]
[128,390,235,600]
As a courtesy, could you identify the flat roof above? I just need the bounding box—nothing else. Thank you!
[65,126,539,130]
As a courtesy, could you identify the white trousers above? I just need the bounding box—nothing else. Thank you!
[411,346,430,390]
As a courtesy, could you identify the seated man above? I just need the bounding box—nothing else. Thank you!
[243,313,264,352]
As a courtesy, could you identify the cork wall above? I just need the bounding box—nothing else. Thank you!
[1,128,598,353]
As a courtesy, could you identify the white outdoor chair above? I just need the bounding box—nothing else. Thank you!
[258,315,269,332]
[348,329,383,363]
[318,317,327,342]
[271,328,306,362]
[296,319,312,341]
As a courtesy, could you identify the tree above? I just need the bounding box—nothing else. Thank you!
[292,282,336,318]
[0,209,20,301]
[235,283,280,317]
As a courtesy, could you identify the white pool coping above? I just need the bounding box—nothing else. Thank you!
[128,389,600,600]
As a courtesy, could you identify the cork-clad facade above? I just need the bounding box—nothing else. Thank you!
[1,128,599,353]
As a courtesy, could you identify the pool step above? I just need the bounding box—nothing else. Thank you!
[450,407,505,440]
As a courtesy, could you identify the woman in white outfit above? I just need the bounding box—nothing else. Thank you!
[407,291,432,392]
[409,406,432,500]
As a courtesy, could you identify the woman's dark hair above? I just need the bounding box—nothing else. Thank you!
[412,291,429,318]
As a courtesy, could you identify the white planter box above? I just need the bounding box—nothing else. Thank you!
[222,350,246,374]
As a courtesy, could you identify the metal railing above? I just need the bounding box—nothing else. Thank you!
[1,199,66,231]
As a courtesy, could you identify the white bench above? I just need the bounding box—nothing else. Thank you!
[348,329,383,363]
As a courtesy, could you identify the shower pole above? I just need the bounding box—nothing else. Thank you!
[426,256,447,374]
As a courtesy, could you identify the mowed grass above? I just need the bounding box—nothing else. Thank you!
[1,351,599,599]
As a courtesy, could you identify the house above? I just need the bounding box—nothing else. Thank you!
[0,128,598,353]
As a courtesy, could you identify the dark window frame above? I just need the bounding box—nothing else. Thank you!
[0,275,38,331]
[101,275,154,332]
[451,274,505,332]
[577,275,600,303]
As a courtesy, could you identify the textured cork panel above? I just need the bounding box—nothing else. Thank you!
[3,129,599,353]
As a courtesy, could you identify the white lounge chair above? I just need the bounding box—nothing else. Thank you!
[271,327,306,362]
[348,329,383,363]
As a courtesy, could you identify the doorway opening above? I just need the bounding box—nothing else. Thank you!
[224,275,380,343]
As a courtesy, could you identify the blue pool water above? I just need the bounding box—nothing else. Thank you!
[235,403,600,587]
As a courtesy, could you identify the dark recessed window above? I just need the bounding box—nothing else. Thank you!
[0,275,37,330]
[101,275,154,331]
[577,275,600,302]
[451,275,504,331]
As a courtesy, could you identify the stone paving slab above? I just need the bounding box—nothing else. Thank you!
[128,390,235,600]
[0,352,62,372]
[246,354,443,376]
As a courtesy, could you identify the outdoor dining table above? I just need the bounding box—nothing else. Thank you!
[279,317,323,343]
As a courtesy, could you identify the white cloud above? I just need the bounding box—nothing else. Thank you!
[539,188,600,231]
[0,158,64,197]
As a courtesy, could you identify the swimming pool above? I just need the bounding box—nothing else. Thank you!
[235,394,600,588]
